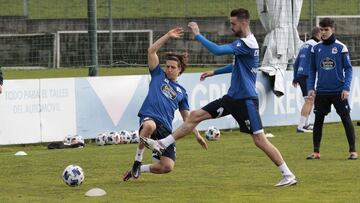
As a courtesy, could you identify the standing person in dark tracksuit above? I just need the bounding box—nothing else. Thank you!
[306,17,357,160]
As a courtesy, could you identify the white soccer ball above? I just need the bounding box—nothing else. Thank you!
[106,132,118,145]
[63,135,73,145]
[129,130,140,143]
[119,130,131,144]
[205,126,221,141]
[95,133,107,146]
[62,164,85,187]
[64,134,84,146]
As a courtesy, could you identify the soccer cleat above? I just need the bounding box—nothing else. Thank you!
[303,124,313,130]
[274,175,297,187]
[348,152,358,160]
[140,136,165,156]
[296,127,313,133]
[306,152,320,160]
[131,161,142,179]
[122,170,132,182]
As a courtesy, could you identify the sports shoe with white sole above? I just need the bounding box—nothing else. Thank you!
[348,152,358,160]
[303,124,313,130]
[296,127,313,133]
[131,160,142,179]
[140,136,165,156]
[274,175,297,187]
[306,152,320,160]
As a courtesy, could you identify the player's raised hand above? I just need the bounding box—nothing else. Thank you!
[188,22,200,35]
[200,71,214,81]
[168,27,184,39]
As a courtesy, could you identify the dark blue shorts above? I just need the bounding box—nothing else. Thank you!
[139,117,176,161]
[202,95,263,134]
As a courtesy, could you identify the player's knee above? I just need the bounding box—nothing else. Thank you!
[160,164,174,173]
[189,109,207,123]
[252,134,267,148]
[142,121,156,133]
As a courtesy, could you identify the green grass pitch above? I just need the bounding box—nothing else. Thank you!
[0,123,359,202]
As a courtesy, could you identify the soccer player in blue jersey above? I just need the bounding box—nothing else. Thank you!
[292,27,321,133]
[122,28,208,181]
[306,17,357,160]
[141,8,297,187]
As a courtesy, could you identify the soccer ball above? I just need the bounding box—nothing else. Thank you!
[119,130,131,144]
[205,126,221,141]
[64,134,84,146]
[95,133,106,146]
[62,164,85,187]
[63,135,73,145]
[129,130,140,143]
[105,132,118,145]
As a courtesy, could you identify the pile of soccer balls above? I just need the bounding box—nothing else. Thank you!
[95,130,139,146]
[205,126,221,141]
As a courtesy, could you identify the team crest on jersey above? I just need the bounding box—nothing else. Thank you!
[320,57,336,70]
[176,86,182,93]
[161,84,177,100]
[236,42,241,47]
[332,47,338,54]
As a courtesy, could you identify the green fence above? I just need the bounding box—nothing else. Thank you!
[0,0,359,68]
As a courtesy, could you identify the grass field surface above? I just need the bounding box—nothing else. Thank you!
[0,123,359,202]
[2,67,213,79]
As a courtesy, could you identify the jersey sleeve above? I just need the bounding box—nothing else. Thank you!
[342,52,352,91]
[307,47,316,91]
[230,39,251,56]
[149,64,163,78]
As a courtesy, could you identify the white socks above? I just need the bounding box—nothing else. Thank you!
[159,134,175,148]
[135,147,145,162]
[278,162,293,177]
[298,116,307,129]
[141,164,150,173]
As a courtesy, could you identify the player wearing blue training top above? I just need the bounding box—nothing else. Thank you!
[292,27,321,133]
[123,28,208,181]
[306,17,357,160]
[141,8,297,187]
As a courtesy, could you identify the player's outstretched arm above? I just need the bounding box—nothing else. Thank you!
[148,27,184,70]
[200,64,233,81]
[188,22,233,56]
[180,110,208,150]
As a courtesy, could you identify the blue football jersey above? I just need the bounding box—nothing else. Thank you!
[293,39,318,79]
[308,40,352,93]
[227,34,259,99]
[138,65,189,132]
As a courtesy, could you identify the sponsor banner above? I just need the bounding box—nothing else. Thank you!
[0,79,41,144]
[75,75,148,138]
[1,69,359,144]
[39,78,76,142]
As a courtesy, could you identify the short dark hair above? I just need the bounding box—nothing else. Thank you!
[165,52,188,75]
[230,8,250,20]
[311,27,320,38]
[319,17,335,28]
